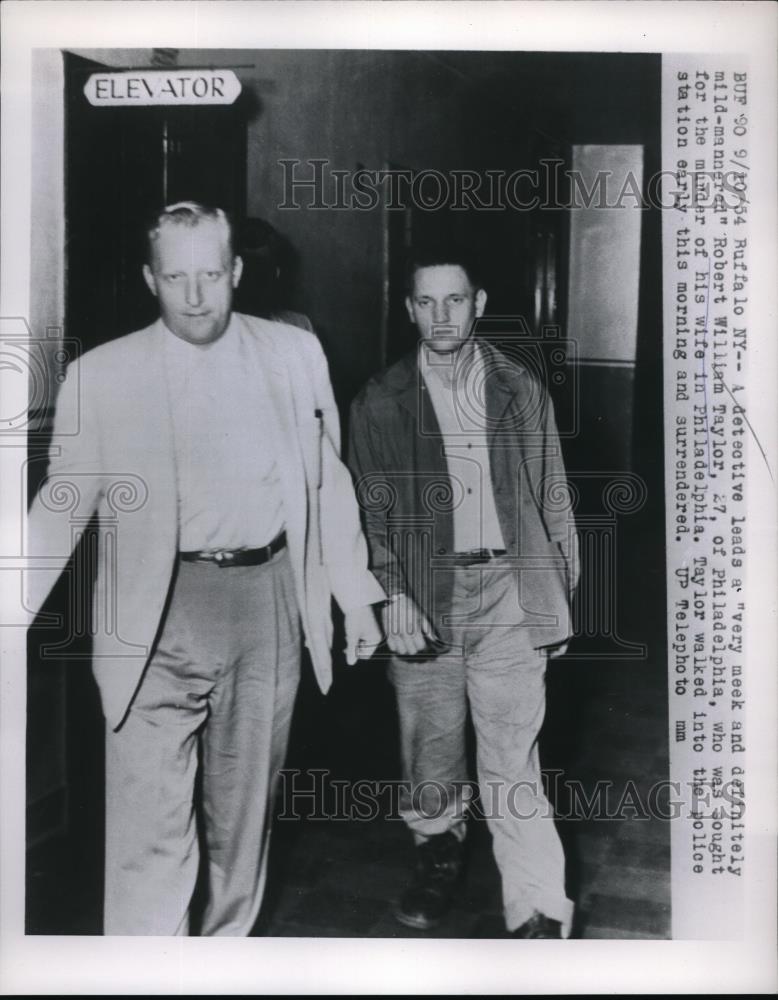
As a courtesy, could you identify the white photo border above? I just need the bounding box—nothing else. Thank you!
[1,1,776,994]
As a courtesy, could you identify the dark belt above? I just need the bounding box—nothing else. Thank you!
[179,531,287,567]
[451,547,507,566]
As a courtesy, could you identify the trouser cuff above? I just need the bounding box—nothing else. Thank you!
[505,895,575,939]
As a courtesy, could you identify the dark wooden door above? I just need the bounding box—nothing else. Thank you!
[64,52,247,355]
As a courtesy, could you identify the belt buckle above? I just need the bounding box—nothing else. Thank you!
[214,549,235,567]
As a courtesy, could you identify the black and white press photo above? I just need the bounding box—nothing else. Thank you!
[1,1,775,995]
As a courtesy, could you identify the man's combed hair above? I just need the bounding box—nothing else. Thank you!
[404,243,484,294]
[145,201,235,262]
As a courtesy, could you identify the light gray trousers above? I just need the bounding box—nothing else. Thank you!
[389,560,574,935]
[103,548,300,935]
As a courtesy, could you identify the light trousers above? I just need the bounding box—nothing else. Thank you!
[389,560,574,935]
[104,548,300,935]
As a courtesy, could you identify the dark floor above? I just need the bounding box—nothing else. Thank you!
[26,639,671,939]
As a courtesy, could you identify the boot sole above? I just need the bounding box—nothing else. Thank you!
[392,905,443,931]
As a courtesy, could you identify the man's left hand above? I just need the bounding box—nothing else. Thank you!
[344,605,383,665]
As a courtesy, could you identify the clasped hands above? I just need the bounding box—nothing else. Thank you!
[344,592,440,664]
[345,592,571,663]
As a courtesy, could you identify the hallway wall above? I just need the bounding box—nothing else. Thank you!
[32,49,662,396]
[178,47,519,398]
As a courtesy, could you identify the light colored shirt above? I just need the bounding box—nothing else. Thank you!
[420,339,506,552]
[162,317,285,552]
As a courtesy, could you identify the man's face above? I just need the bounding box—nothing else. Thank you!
[405,264,486,355]
[143,219,243,346]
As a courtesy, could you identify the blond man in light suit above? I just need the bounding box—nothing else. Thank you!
[26,202,384,935]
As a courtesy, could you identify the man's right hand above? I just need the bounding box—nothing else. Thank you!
[381,593,439,657]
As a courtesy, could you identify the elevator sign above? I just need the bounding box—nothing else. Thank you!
[84,69,241,107]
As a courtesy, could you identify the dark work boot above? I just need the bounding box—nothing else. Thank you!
[394,831,464,930]
[511,910,563,938]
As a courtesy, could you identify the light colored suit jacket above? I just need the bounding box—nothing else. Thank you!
[27,313,384,729]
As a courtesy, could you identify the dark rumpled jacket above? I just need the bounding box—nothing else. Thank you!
[348,341,578,650]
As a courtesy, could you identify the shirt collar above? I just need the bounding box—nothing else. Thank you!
[419,337,481,389]
[160,314,240,367]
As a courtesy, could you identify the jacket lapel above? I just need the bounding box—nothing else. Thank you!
[389,349,452,557]
[482,339,525,428]
[240,319,308,558]
[136,324,179,531]
[392,349,424,419]
[482,340,530,553]
[392,348,447,472]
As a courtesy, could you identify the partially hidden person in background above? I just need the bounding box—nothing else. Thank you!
[235,215,315,332]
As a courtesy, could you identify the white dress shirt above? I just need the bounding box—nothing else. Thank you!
[420,339,506,553]
[162,317,285,552]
